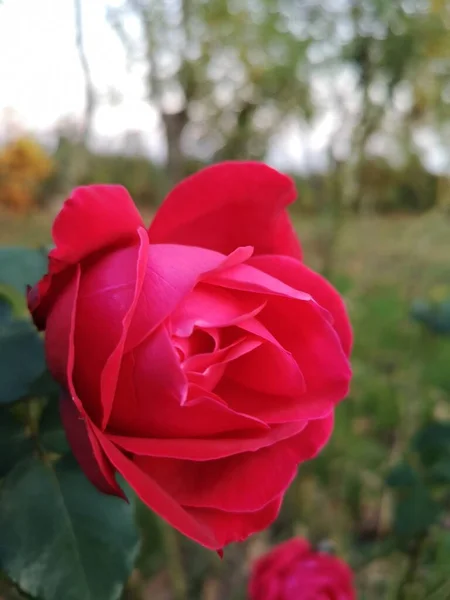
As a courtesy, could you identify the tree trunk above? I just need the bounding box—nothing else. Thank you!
[161,110,189,187]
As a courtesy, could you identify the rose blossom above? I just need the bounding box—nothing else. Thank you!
[28,162,352,551]
[249,538,356,600]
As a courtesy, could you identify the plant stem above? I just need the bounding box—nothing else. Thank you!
[396,536,426,600]
[158,520,188,600]
[0,574,31,600]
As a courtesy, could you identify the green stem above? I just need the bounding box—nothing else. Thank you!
[0,573,31,600]
[396,535,426,600]
[158,520,188,600]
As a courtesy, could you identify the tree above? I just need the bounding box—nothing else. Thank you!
[106,0,313,186]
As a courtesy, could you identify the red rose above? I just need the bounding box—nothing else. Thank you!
[249,538,356,600]
[28,162,351,551]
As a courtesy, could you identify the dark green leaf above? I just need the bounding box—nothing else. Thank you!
[412,422,450,467]
[410,299,450,335]
[0,455,139,600]
[0,295,13,322]
[0,247,47,295]
[393,485,440,541]
[386,463,420,488]
[29,370,60,401]
[39,400,69,455]
[0,412,33,477]
[0,320,45,404]
[428,460,450,485]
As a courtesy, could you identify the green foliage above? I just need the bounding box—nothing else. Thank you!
[0,411,34,478]
[0,247,48,296]
[411,299,450,335]
[0,319,45,404]
[0,455,139,600]
[0,246,140,600]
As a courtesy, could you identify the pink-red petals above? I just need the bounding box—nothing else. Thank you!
[133,418,333,512]
[107,421,307,461]
[50,185,144,266]
[148,162,302,258]
[187,495,284,547]
[33,166,352,552]
[97,433,220,549]
[249,537,356,600]
[249,254,353,356]
[60,392,124,498]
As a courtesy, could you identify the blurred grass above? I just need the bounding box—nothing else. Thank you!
[2,207,450,599]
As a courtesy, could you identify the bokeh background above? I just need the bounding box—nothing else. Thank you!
[1,0,450,598]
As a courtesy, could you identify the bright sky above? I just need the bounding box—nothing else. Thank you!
[0,0,166,156]
[0,0,447,173]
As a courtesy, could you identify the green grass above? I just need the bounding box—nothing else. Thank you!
[2,208,450,599]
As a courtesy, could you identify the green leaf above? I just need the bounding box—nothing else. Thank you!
[39,400,69,455]
[0,294,13,322]
[0,411,33,477]
[412,422,450,468]
[0,320,45,404]
[29,369,60,401]
[0,247,48,294]
[386,463,420,488]
[0,455,139,600]
[0,284,29,319]
[393,485,440,542]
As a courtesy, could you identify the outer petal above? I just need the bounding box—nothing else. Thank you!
[107,421,307,461]
[60,392,124,498]
[46,266,122,497]
[97,433,220,549]
[148,162,302,259]
[50,185,144,265]
[249,255,353,356]
[73,228,148,427]
[28,185,144,330]
[258,298,351,412]
[132,414,334,512]
[217,379,333,424]
[185,495,284,548]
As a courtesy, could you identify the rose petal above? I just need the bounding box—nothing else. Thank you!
[71,228,148,426]
[171,283,266,337]
[28,185,144,330]
[51,185,144,264]
[107,327,267,438]
[96,432,220,549]
[183,336,262,391]
[124,244,253,352]
[204,260,318,307]
[186,495,284,547]
[258,298,351,410]
[225,340,305,397]
[217,379,333,423]
[46,266,122,497]
[250,538,310,597]
[60,391,124,498]
[148,162,302,259]
[108,421,307,461]
[249,255,353,356]
[133,415,333,512]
